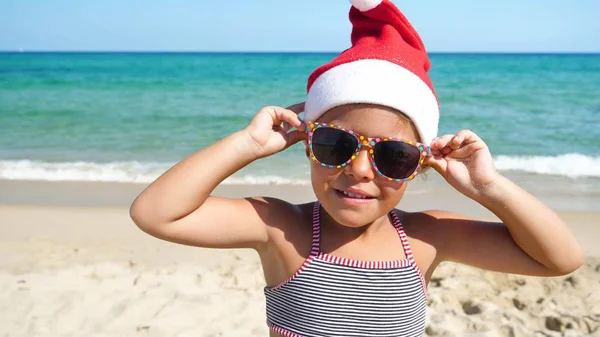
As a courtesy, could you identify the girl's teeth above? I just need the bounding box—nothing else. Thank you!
[342,191,368,199]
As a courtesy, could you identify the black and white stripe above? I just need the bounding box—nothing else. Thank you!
[264,202,427,337]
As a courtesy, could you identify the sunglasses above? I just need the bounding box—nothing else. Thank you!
[306,122,431,182]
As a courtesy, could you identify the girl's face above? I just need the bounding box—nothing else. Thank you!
[307,104,421,228]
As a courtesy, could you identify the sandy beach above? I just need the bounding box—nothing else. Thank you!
[1,180,599,337]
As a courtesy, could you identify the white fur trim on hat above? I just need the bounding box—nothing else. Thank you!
[349,0,383,12]
[305,59,439,145]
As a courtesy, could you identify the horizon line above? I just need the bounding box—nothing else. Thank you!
[1,50,600,55]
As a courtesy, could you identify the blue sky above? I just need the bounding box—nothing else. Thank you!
[1,0,599,52]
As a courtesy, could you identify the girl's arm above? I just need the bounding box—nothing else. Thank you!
[476,175,582,273]
[423,131,584,276]
[129,105,306,250]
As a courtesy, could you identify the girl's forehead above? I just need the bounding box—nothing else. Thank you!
[317,105,418,140]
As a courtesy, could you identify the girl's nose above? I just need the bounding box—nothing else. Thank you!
[343,148,376,182]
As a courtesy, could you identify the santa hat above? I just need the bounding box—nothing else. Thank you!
[304,0,439,145]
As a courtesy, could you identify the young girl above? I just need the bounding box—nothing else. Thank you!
[130,1,584,336]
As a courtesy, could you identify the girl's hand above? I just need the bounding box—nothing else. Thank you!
[243,103,307,159]
[425,130,500,200]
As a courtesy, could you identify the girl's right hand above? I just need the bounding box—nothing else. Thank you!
[243,103,307,159]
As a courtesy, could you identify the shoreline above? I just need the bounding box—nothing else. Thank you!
[1,172,599,213]
[2,176,598,257]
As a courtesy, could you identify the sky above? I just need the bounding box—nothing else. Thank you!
[1,0,599,53]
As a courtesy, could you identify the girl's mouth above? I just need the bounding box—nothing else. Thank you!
[334,189,376,204]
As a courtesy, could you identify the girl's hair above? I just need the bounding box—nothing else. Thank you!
[394,111,421,142]
[394,110,432,177]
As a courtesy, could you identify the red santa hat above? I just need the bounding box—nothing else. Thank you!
[304,0,439,145]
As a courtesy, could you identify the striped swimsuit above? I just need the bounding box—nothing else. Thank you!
[264,202,428,337]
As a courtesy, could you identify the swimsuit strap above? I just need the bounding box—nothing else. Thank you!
[310,201,321,256]
[390,210,415,263]
[312,202,413,262]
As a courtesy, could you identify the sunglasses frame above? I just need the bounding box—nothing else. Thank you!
[306,122,432,182]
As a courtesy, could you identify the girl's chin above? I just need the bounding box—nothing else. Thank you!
[322,201,380,228]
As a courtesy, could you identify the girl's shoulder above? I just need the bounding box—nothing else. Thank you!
[259,198,316,261]
[397,208,498,266]
[398,208,470,229]
[258,197,314,236]
[394,208,471,246]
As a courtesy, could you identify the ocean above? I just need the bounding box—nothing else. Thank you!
[1,52,599,190]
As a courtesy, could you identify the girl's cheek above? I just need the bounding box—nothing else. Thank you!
[310,164,341,181]
[378,179,405,192]
[312,166,332,179]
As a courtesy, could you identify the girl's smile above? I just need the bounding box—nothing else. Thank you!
[334,187,377,205]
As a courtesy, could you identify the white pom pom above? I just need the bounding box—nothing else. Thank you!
[349,0,383,12]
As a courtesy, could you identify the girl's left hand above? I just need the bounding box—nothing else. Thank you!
[425,130,500,200]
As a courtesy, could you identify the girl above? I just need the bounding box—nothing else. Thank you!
[130,1,584,336]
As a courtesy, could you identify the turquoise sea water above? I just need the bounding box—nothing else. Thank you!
[0,52,599,184]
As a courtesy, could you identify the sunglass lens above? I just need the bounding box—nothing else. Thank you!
[311,128,358,166]
[374,141,421,179]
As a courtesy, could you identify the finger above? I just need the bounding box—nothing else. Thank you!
[450,130,480,149]
[449,134,463,150]
[449,131,471,150]
[443,131,485,157]
[440,147,453,156]
[443,143,480,159]
[261,106,302,130]
[269,106,305,130]
[431,134,455,150]
[284,130,308,149]
[281,119,306,133]
[461,131,484,151]
[434,137,456,156]
[429,139,442,157]
[424,155,448,176]
[285,103,307,131]
[444,138,487,160]
[457,130,481,143]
